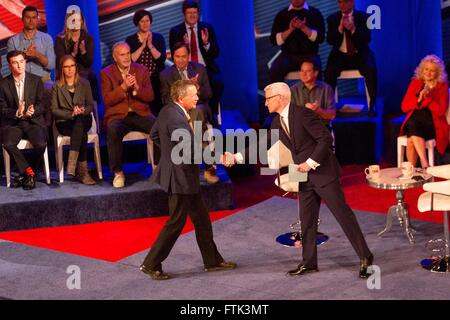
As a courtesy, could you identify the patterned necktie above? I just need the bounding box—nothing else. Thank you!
[179,69,188,80]
[189,26,198,62]
[280,116,290,140]
[186,113,194,132]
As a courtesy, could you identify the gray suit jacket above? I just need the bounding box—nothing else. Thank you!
[150,102,202,194]
[50,78,94,122]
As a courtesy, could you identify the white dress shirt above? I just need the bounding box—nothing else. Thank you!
[14,75,25,104]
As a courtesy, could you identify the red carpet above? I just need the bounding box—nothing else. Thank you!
[0,164,443,262]
[0,209,240,262]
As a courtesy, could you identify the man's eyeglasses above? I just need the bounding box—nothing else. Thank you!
[265,94,280,101]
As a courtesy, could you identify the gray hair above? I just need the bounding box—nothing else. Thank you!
[112,41,130,56]
[264,82,291,100]
[170,79,196,103]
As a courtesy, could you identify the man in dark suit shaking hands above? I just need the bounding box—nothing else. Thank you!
[222,82,373,278]
[0,50,47,190]
[140,80,236,280]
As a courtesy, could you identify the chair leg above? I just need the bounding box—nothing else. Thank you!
[335,86,339,104]
[56,139,64,183]
[364,79,370,109]
[3,147,11,187]
[147,138,156,170]
[43,146,51,184]
[397,140,405,167]
[444,211,449,259]
[94,139,103,180]
[427,145,435,167]
[217,102,222,126]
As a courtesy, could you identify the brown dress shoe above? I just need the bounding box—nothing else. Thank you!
[204,261,237,272]
[204,167,219,184]
[140,265,170,280]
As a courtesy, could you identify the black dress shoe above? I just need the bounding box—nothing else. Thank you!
[140,265,170,280]
[204,261,237,272]
[11,174,26,188]
[287,264,319,276]
[359,254,374,279]
[22,174,36,190]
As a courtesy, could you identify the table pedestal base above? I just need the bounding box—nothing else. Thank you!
[377,190,416,244]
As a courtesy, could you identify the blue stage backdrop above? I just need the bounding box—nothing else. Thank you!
[202,0,259,123]
[358,0,443,112]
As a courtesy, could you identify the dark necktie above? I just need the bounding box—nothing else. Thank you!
[189,26,198,62]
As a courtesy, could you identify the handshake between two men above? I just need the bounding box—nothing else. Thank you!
[219,152,313,173]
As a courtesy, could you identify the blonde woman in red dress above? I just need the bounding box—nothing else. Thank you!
[400,55,449,168]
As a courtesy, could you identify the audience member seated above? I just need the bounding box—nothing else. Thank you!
[126,9,166,116]
[399,55,449,169]
[160,42,218,184]
[0,51,48,190]
[51,55,95,185]
[55,5,99,102]
[7,5,56,126]
[100,42,155,188]
[160,42,213,123]
[169,0,223,126]
[269,0,325,82]
[291,58,336,130]
[7,6,55,82]
[324,0,377,115]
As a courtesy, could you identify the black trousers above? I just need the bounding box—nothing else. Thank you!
[142,193,224,271]
[298,178,371,268]
[106,112,156,173]
[56,115,92,162]
[206,69,224,116]
[325,51,377,109]
[2,121,47,174]
[269,52,322,82]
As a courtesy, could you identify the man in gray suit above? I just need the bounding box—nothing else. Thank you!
[160,41,218,184]
[140,80,236,280]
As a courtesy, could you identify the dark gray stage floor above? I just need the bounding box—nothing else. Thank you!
[0,196,448,300]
